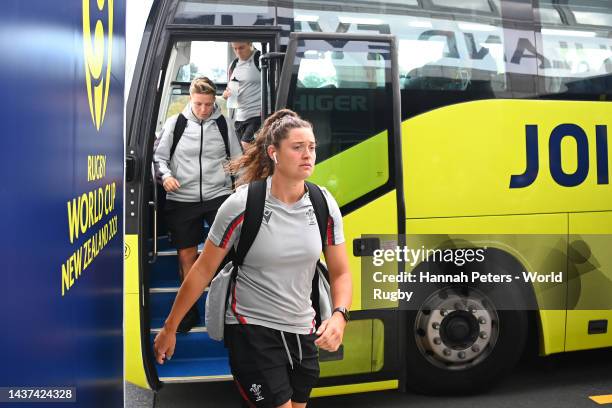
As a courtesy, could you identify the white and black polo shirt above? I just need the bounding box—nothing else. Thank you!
[208,177,345,334]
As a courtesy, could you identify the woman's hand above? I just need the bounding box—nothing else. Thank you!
[314,313,346,352]
[163,176,180,192]
[153,326,176,364]
[222,89,231,100]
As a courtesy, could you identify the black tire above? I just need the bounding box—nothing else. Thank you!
[403,284,528,395]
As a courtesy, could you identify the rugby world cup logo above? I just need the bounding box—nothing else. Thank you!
[82,0,113,130]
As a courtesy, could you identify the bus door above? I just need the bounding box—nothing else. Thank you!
[126,21,281,389]
[276,33,407,386]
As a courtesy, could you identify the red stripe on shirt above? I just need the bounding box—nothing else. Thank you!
[326,216,334,246]
[220,212,244,248]
[231,284,247,324]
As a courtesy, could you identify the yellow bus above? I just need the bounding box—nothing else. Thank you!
[125,0,612,396]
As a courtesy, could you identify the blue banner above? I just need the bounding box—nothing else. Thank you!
[0,1,124,406]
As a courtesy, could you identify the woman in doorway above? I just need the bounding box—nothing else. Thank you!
[154,109,352,407]
[153,77,242,332]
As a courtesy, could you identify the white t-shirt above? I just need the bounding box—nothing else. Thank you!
[229,51,261,121]
[208,177,345,334]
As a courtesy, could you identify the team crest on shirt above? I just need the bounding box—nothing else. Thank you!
[263,208,273,224]
[250,384,264,401]
[306,208,317,225]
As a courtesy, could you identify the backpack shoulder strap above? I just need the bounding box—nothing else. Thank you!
[214,115,237,189]
[305,181,330,247]
[305,181,330,327]
[170,113,188,159]
[234,179,266,266]
[253,50,261,71]
[215,115,230,159]
[228,57,239,80]
[215,115,236,189]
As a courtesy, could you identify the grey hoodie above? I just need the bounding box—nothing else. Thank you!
[154,103,242,202]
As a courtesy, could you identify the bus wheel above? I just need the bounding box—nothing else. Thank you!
[404,285,527,395]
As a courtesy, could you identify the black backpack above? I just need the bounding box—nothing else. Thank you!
[170,113,230,161]
[232,179,330,327]
[228,49,261,81]
[169,113,236,187]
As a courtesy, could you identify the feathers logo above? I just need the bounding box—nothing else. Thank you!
[82,0,113,131]
[306,208,317,225]
[249,384,264,401]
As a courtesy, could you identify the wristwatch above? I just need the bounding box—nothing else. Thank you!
[332,307,350,322]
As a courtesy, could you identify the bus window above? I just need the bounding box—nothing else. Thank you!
[569,0,612,27]
[286,38,393,206]
[373,0,418,5]
[175,41,228,84]
[293,6,509,120]
[431,0,495,13]
[173,0,275,26]
[399,18,507,94]
[536,1,612,97]
[536,6,564,25]
[156,40,265,129]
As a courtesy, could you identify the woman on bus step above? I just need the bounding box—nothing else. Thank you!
[154,109,353,407]
[153,77,242,332]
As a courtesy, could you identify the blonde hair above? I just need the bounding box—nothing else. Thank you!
[229,109,313,186]
[189,76,216,96]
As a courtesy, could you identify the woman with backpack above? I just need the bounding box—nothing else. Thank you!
[154,109,352,407]
[223,41,262,150]
[153,76,242,332]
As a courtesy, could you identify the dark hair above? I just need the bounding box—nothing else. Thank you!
[229,109,312,186]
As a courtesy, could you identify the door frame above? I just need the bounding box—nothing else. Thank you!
[275,31,408,388]
[128,25,282,390]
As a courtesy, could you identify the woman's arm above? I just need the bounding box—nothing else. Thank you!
[153,239,231,364]
[324,242,352,311]
[315,242,352,352]
[153,116,177,181]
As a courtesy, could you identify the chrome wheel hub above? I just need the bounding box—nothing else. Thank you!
[414,287,499,369]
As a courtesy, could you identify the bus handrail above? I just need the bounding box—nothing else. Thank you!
[149,163,158,264]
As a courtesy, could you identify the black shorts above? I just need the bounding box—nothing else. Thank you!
[164,195,229,249]
[225,324,320,407]
[235,116,261,144]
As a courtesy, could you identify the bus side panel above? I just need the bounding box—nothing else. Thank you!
[125,234,150,388]
[311,380,398,398]
[340,191,398,312]
[403,100,612,355]
[315,193,398,378]
[405,214,568,356]
[566,211,612,351]
[403,100,612,218]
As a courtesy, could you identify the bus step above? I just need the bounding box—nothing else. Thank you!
[150,331,227,361]
[150,286,208,293]
[157,357,231,382]
[157,242,204,257]
[149,291,207,326]
[149,256,180,285]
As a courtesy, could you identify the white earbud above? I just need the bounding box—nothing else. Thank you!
[273,153,278,165]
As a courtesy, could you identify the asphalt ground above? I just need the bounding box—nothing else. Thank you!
[126,347,612,408]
